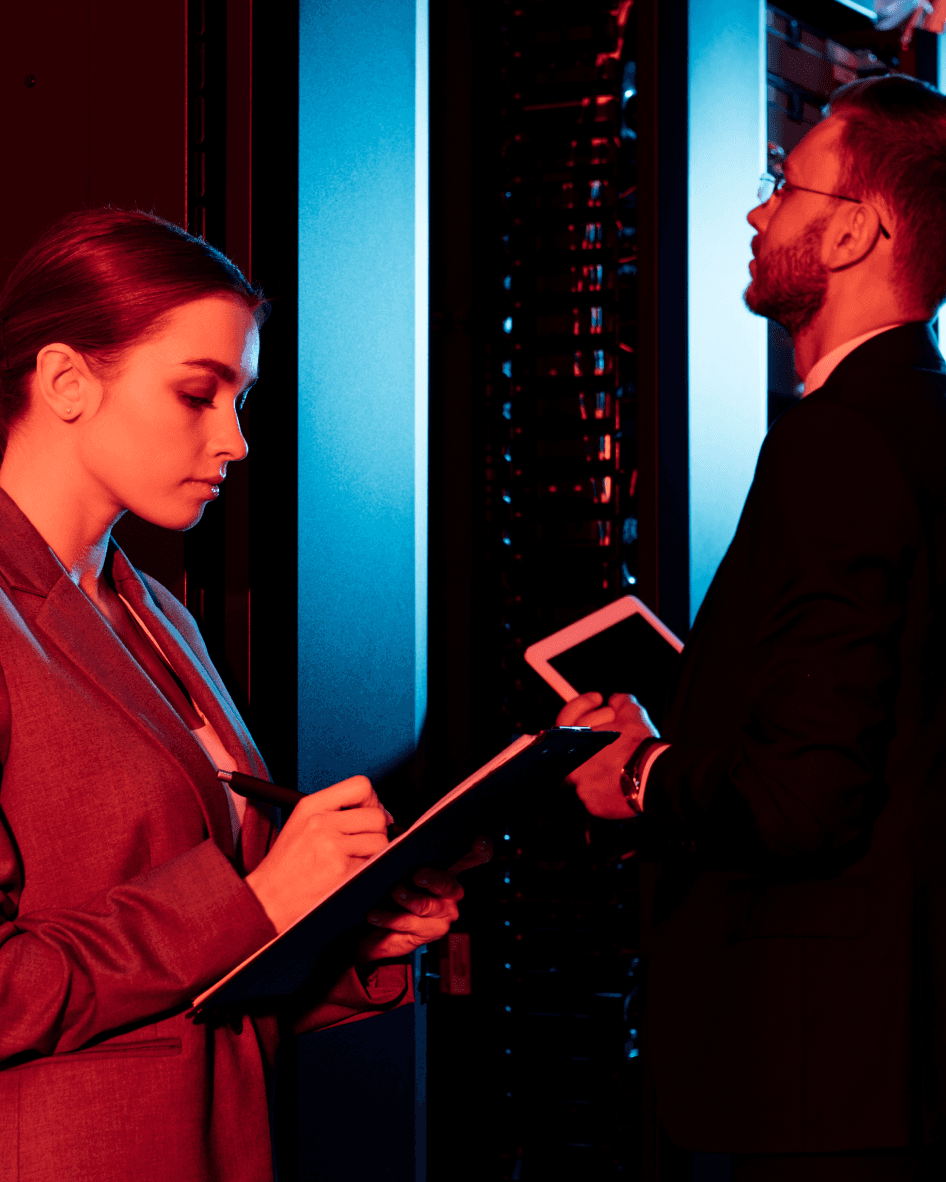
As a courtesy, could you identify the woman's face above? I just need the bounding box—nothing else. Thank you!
[76,295,258,531]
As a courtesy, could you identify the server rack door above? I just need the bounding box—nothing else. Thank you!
[427,4,652,1179]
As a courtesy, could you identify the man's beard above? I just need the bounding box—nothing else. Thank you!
[744,215,830,338]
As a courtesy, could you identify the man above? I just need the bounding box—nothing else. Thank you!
[562,76,946,1180]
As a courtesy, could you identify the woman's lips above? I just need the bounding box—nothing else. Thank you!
[190,479,222,499]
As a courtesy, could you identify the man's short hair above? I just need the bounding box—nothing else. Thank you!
[828,75,946,314]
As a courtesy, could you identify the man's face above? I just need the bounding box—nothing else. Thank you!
[744,116,848,338]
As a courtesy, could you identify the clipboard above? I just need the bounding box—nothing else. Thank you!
[193,726,617,1010]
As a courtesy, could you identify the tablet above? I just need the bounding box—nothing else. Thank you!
[524,596,683,730]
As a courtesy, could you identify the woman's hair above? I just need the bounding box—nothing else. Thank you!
[0,208,269,453]
[828,75,946,313]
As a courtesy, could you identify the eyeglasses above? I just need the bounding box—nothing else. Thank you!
[757,173,891,240]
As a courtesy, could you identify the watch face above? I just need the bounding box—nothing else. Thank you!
[619,768,641,809]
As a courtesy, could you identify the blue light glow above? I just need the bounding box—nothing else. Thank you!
[298,0,428,790]
[688,0,767,622]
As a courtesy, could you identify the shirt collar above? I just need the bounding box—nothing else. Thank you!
[803,323,908,396]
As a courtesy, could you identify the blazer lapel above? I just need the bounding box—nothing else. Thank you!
[34,572,236,857]
[110,551,263,771]
[110,548,276,870]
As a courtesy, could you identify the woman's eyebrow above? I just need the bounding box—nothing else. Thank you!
[180,358,258,386]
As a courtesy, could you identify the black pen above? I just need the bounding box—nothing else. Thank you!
[217,769,305,808]
[218,768,401,831]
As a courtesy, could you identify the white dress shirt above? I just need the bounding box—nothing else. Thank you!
[803,323,907,396]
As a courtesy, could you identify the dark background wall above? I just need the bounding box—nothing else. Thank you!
[0,0,299,786]
[4,3,938,1181]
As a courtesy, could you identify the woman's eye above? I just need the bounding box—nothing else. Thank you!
[182,392,215,408]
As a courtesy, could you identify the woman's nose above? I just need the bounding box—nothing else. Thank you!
[214,406,249,463]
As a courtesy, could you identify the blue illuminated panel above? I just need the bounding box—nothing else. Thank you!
[688,0,768,622]
[298,0,428,792]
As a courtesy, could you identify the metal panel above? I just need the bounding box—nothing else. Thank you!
[297,0,427,792]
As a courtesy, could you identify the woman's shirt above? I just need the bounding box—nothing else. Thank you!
[116,592,245,842]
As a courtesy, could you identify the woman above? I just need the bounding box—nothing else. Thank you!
[0,208,463,1181]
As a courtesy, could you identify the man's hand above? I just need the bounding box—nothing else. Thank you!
[356,838,493,963]
[557,692,659,818]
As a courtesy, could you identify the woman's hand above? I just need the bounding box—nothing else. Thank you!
[246,776,389,934]
[557,692,658,819]
[356,838,493,963]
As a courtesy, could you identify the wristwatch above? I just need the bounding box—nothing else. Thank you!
[620,736,664,812]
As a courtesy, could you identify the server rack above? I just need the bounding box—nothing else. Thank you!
[428,4,647,1179]
[489,4,639,740]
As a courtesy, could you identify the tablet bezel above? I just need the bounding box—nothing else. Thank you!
[523,595,684,702]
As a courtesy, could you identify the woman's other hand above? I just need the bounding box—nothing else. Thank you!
[245,776,389,934]
[556,692,658,819]
[357,837,493,963]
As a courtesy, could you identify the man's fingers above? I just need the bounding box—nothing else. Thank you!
[446,836,494,878]
[390,885,458,916]
[407,864,472,902]
[608,692,659,733]
[556,691,603,726]
[408,869,461,899]
[577,706,618,730]
[365,908,458,933]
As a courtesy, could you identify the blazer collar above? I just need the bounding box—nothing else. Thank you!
[0,488,69,596]
[818,320,946,394]
[0,491,245,857]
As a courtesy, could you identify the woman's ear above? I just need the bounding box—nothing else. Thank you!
[33,344,97,422]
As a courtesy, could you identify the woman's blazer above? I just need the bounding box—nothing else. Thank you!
[0,490,407,1182]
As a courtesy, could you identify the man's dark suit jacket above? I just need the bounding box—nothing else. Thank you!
[642,322,946,1154]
